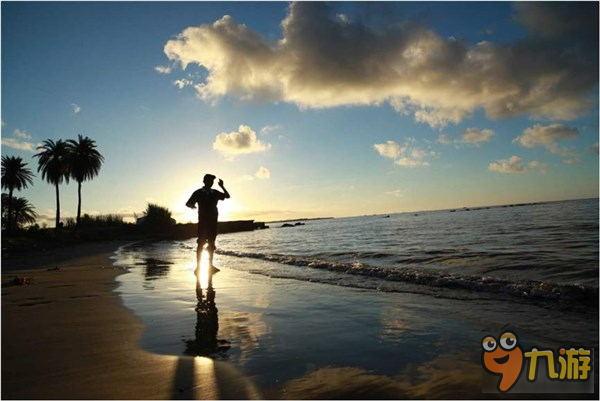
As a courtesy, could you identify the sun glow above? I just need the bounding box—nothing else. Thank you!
[216,198,238,221]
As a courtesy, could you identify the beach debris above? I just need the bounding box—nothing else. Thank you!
[47,266,61,271]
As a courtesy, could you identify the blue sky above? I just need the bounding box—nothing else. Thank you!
[2,1,598,225]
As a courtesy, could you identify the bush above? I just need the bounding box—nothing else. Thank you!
[141,203,175,232]
[65,213,125,228]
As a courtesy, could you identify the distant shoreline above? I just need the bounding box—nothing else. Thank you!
[265,217,335,224]
[344,196,599,220]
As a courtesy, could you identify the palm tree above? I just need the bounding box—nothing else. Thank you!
[66,135,104,227]
[34,139,70,228]
[1,155,35,233]
[1,194,38,230]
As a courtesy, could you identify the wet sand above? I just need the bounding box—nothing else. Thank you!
[117,243,599,399]
[1,242,260,400]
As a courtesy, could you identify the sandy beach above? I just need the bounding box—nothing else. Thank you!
[1,242,260,400]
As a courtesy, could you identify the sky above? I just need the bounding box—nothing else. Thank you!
[1,1,598,225]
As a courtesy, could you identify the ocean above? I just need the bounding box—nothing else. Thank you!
[112,198,598,394]
[214,198,599,305]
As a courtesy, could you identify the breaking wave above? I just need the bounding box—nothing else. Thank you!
[217,249,598,310]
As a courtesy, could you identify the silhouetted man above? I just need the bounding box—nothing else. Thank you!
[186,174,230,275]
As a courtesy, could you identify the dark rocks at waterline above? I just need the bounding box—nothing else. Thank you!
[281,222,306,228]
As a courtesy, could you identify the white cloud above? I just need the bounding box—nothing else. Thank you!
[1,138,35,152]
[259,125,283,136]
[373,141,407,159]
[374,139,434,168]
[395,156,429,168]
[385,189,405,198]
[513,123,579,162]
[438,128,494,147]
[488,155,547,174]
[488,156,526,173]
[173,78,193,89]
[1,129,36,152]
[213,124,272,157]
[162,2,598,128]
[154,65,172,74]
[72,103,81,114]
[460,128,494,145]
[255,166,271,179]
[13,129,32,140]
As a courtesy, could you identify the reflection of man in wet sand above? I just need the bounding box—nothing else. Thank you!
[186,173,230,274]
[184,269,230,356]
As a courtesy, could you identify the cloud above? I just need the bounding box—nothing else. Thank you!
[374,139,434,168]
[526,160,549,174]
[488,155,547,174]
[460,128,494,145]
[162,2,598,128]
[154,65,172,74]
[13,129,32,140]
[373,140,408,159]
[173,78,194,89]
[255,166,271,179]
[437,133,453,145]
[513,123,579,162]
[385,189,405,198]
[1,129,36,152]
[438,128,494,146]
[1,138,35,152]
[72,103,81,114]
[489,156,525,173]
[259,125,283,136]
[213,124,272,157]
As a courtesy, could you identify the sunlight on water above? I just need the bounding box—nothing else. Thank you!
[199,249,210,288]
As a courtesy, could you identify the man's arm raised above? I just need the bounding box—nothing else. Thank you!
[218,179,231,199]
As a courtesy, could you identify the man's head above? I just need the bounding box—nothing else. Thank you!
[203,174,216,187]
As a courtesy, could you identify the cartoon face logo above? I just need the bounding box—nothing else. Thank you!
[481,331,525,392]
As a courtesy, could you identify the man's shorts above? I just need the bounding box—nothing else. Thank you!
[197,221,218,247]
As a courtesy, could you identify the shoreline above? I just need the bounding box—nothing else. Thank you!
[1,241,260,399]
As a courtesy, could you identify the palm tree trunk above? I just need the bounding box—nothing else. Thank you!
[55,183,60,229]
[7,187,14,234]
[76,180,82,227]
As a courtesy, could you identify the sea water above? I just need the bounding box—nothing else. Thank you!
[112,198,598,391]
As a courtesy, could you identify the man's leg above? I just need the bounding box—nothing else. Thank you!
[207,226,219,273]
[207,241,220,273]
[195,237,206,276]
